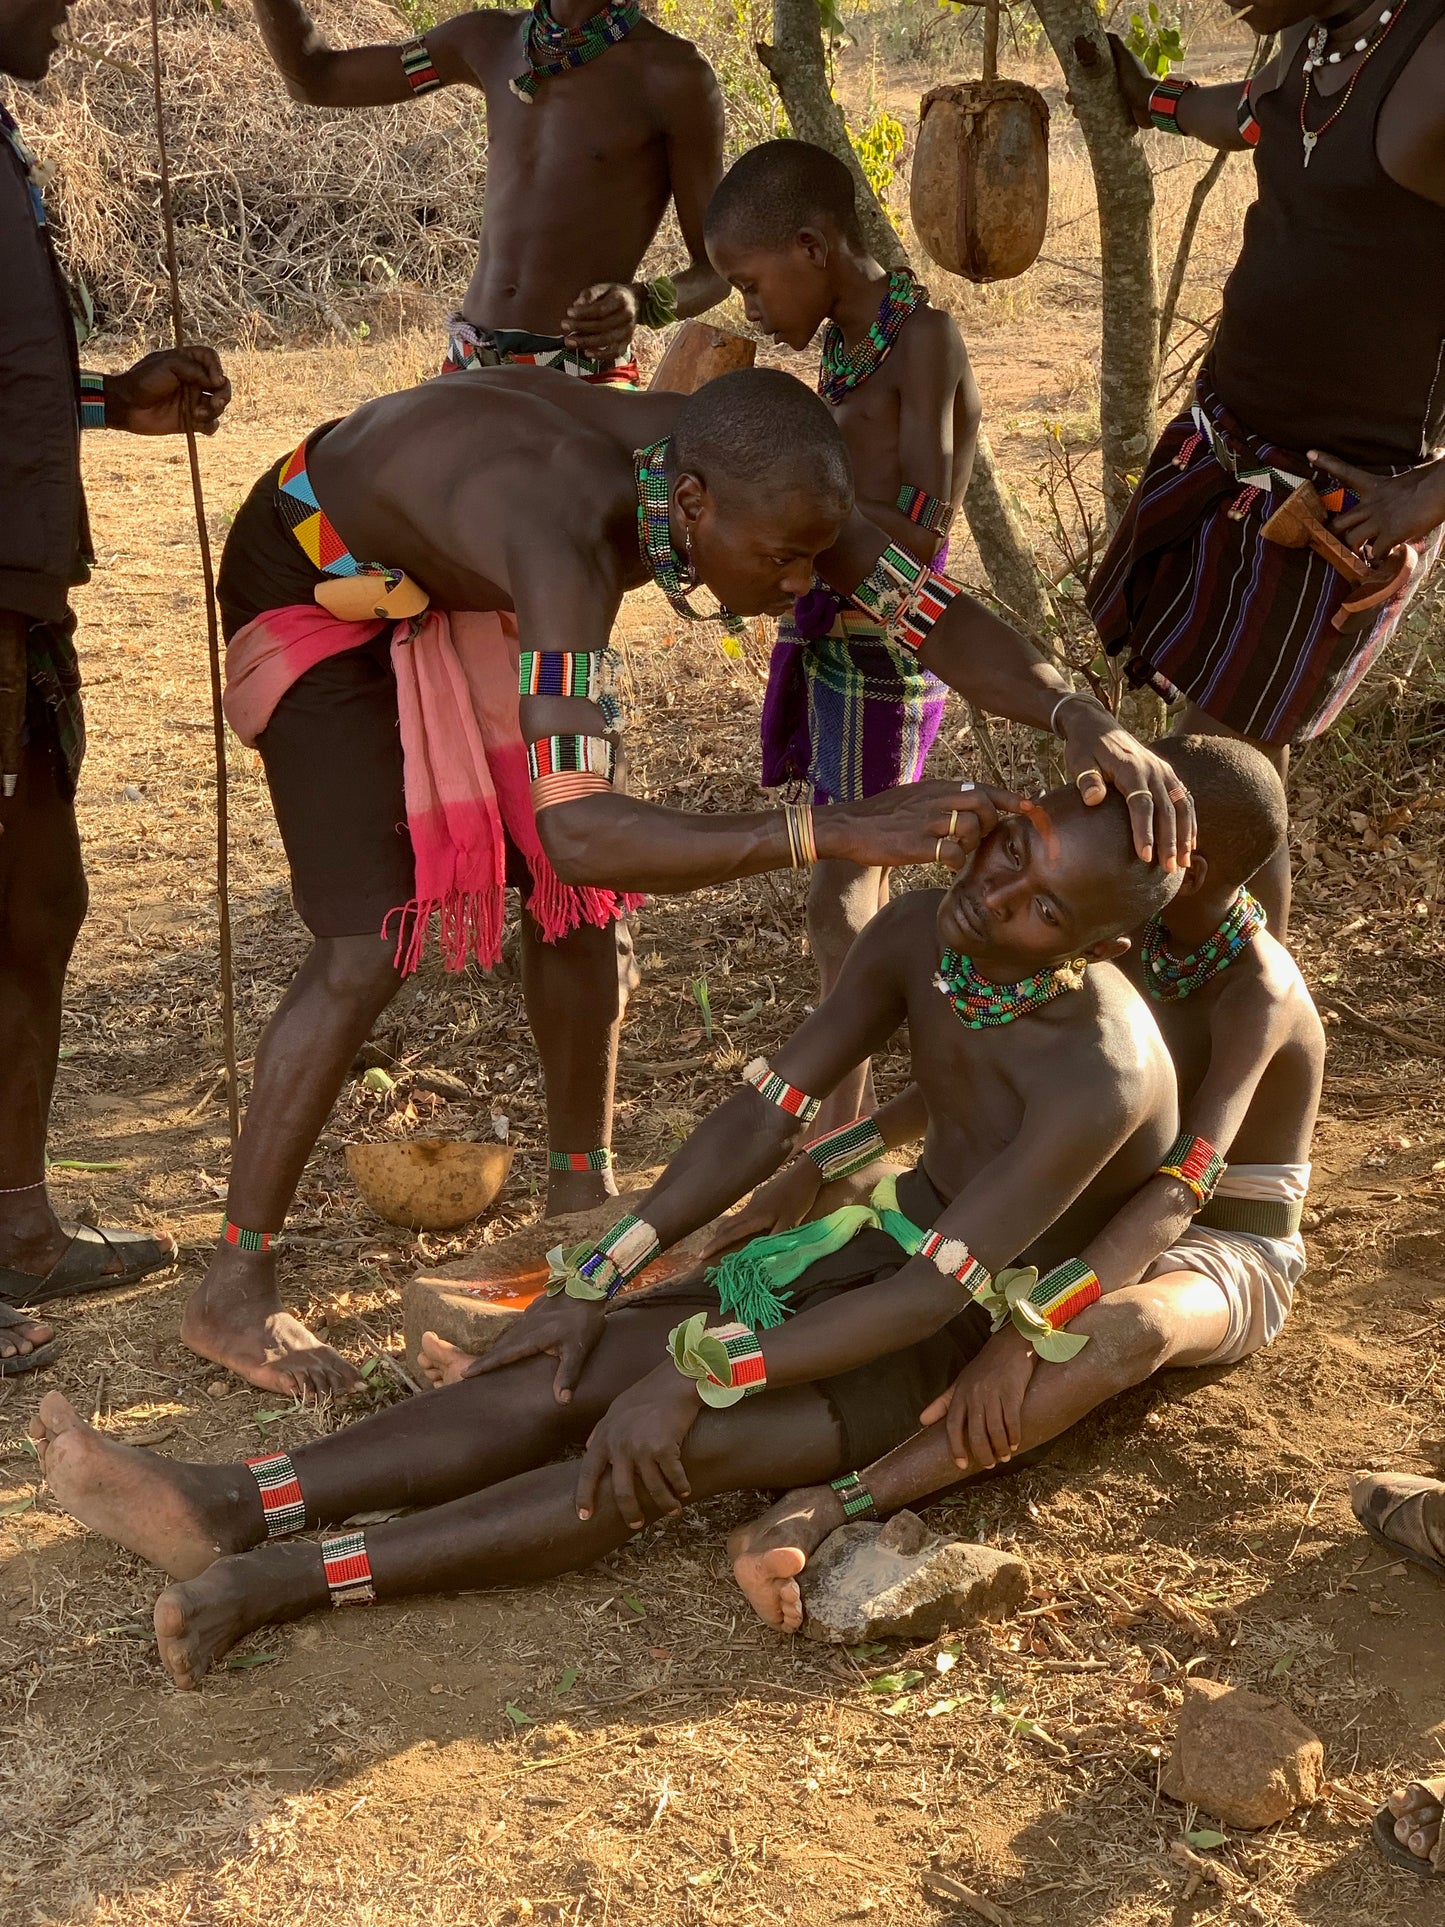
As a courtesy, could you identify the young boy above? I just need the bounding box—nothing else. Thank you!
[33,778,1181,1688]
[725,735,1327,1634]
[705,139,982,1135]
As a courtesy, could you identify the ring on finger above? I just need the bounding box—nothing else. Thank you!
[935,838,945,864]
[1125,789,1154,803]
[948,810,959,837]
[1075,769,1103,791]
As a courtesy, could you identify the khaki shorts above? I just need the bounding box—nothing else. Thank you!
[1142,1224,1300,1368]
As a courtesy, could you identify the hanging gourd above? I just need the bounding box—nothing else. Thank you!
[909,0,1050,284]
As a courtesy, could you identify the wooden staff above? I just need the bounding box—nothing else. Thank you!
[146,0,239,1145]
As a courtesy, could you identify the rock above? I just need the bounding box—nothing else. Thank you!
[799,1512,1030,1645]
[1161,1677,1324,1829]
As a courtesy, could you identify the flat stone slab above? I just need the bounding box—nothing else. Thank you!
[1161,1676,1324,1830]
[800,1510,1031,1644]
[402,1170,712,1365]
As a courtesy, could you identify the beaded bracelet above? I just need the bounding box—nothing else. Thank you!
[1147,74,1196,134]
[896,485,951,536]
[526,734,615,782]
[1157,1132,1225,1208]
[400,35,443,95]
[546,1212,661,1300]
[915,1227,991,1295]
[1236,82,1261,147]
[519,648,623,727]
[831,1469,878,1520]
[974,1261,1095,1359]
[1026,1257,1102,1331]
[802,1116,887,1184]
[743,1057,821,1125]
[668,1313,766,1407]
[78,371,107,430]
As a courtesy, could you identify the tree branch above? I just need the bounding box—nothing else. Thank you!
[1158,148,1230,354]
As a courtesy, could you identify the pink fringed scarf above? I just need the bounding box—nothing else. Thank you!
[223,603,640,973]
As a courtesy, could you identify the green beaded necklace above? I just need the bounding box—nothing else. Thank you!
[933,949,1087,1029]
[817,271,927,405]
[633,437,742,632]
[1141,888,1266,1001]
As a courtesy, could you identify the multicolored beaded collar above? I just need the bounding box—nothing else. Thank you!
[1141,888,1266,1001]
[510,0,641,102]
[633,437,742,631]
[817,271,927,406]
[933,949,1087,1029]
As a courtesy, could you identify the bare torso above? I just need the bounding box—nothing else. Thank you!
[830,303,976,519]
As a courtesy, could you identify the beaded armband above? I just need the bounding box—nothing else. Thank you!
[1236,82,1261,147]
[1157,1132,1225,1208]
[802,1116,887,1185]
[637,275,678,331]
[546,1212,660,1300]
[743,1057,821,1125]
[668,1313,766,1408]
[974,1261,1096,1360]
[549,1147,613,1173]
[1147,74,1196,134]
[850,542,929,627]
[896,485,951,536]
[915,1227,991,1295]
[528,733,616,812]
[831,1469,878,1520]
[400,35,442,95]
[1027,1257,1102,1330]
[246,1450,306,1538]
[519,649,622,727]
[322,1530,376,1606]
[79,371,107,430]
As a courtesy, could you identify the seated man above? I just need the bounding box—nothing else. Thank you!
[33,775,1180,1689]
[192,362,1184,1398]
[726,735,1326,1634]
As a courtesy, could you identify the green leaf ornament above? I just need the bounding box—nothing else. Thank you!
[544,1240,609,1300]
[668,1312,748,1408]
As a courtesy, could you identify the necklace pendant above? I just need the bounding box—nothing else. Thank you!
[1301,129,1318,166]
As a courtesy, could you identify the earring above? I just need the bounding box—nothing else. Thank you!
[683,522,696,587]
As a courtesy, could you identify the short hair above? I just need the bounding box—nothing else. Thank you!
[670,368,853,516]
[704,139,865,252]
[1060,790,1183,943]
[1156,733,1288,888]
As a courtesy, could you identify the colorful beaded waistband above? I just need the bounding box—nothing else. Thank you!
[277,438,401,586]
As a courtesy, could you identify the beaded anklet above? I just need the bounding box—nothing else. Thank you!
[1157,1132,1225,1207]
[321,1530,376,1607]
[223,1220,276,1252]
[78,370,107,430]
[783,802,817,868]
[668,1313,766,1407]
[896,485,951,536]
[400,35,442,94]
[1147,74,1196,133]
[246,1450,306,1538]
[831,1469,878,1520]
[802,1117,887,1184]
[547,1212,660,1300]
[549,1148,613,1173]
[0,1177,46,1194]
[743,1058,821,1125]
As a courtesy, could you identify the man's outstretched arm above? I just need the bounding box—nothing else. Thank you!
[249,0,486,106]
[1106,32,1301,148]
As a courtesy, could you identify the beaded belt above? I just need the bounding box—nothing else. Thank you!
[276,437,428,620]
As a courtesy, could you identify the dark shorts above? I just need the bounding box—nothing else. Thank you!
[218,450,529,941]
[614,1167,991,1470]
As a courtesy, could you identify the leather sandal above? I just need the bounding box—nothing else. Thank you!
[0,1303,60,1376]
[0,1223,178,1309]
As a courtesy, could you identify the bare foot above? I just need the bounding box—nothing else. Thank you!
[30,1392,261,1580]
[418,1330,478,1387]
[727,1483,846,1633]
[155,1541,327,1690]
[1385,1781,1445,1871]
[182,1250,363,1398]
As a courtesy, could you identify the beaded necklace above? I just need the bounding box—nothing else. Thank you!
[633,437,742,631]
[817,271,928,406]
[1141,888,1266,1001]
[1298,0,1407,167]
[511,0,641,102]
[933,949,1086,1030]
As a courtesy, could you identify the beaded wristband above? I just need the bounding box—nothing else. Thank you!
[1026,1257,1102,1331]
[668,1313,766,1408]
[849,541,929,627]
[831,1469,877,1520]
[915,1227,991,1295]
[223,1219,275,1252]
[246,1450,306,1538]
[549,1147,613,1173]
[547,1212,660,1300]
[526,734,615,782]
[79,371,107,430]
[743,1057,821,1125]
[322,1530,376,1606]
[1147,74,1196,134]
[1236,82,1261,147]
[896,485,951,535]
[400,35,442,95]
[637,275,678,330]
[803,1116,887,1184]
[1157,1132,1225,1208]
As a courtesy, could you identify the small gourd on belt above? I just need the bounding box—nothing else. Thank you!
[909,0,1050,285]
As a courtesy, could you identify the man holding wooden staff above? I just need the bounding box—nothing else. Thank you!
[1096,0,1445,936]
[0,0,231,1369]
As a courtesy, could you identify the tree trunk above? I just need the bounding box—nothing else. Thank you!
[1029,0,1160,529]
[758,0,1052,633]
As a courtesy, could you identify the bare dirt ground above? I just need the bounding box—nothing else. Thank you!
[6,46,1445,1927]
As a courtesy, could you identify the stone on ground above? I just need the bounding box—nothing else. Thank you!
[1161,1676,1324,1829]
[799,1511,1031,1644]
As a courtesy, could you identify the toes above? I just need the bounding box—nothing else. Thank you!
[778,1579,803,1633]
[37,1391,81,1433]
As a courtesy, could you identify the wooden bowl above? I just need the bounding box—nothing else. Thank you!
[345,1138,514,1231]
